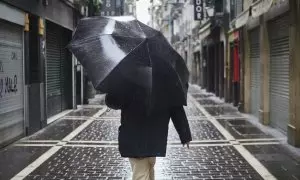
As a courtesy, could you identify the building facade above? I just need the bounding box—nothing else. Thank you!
[150,0,300,147]
[124,0,137,17]
[0,0,84,148]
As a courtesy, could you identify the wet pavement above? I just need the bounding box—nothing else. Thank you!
[1,85,300,179]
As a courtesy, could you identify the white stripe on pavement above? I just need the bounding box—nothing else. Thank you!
[188,94,235,141]
[11,107,108,180]
[62,107,107,142]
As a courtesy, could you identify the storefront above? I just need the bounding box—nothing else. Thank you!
[268,13,290,132]
[249,27,261,118]
[228,30,242,106]
[46,21,73,118]
[0,2,25,147]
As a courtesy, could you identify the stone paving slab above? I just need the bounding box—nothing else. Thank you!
[245,144,300,180]
[0,146,50,180]
[217,119,272,139]
[24,146,263,180]
[204,106,243,118]
[24,119,85,141]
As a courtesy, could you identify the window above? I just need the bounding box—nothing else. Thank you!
[230,0,236,21]
[215,0,224,14]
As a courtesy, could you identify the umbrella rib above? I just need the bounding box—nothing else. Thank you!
[146,41,152,67]
[136,21,147,38]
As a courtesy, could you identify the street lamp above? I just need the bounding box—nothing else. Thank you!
[205,6,215,17]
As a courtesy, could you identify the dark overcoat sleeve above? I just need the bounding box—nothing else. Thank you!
[170,106,192,144]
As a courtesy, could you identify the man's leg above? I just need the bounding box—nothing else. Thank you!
[129,158,156,180]
[148,157,156,180]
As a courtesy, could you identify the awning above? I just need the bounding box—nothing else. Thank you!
[234,8,250,29]
[252,0,274,18]
[198,21,211,40]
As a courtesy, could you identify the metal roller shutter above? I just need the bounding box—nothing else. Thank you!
[268,14,290,132]
[46,21,72,118]
[249,28,260,118]
[46,22,62,117]
[0,20,24,146]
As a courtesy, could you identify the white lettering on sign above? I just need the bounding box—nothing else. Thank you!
[194,0,203,20]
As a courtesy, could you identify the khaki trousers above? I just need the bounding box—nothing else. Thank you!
[129,157,156,180]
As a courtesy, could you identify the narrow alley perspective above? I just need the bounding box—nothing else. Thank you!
[0,85,299,179]
[1,0,300,180]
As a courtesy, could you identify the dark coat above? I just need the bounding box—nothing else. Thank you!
[105,86,192,158]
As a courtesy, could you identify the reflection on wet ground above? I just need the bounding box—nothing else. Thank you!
[1,86,300,180]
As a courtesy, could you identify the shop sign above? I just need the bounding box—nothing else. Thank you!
[194,0,203,20]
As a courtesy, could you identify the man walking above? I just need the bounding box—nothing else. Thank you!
[105,84,192,180]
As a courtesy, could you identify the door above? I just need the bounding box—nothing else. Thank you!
[249,28,260,118]
[46,21,72,118]
[0,20,24,147]
[268,14,290,132]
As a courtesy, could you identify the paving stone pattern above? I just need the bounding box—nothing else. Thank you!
[6,86,300,180]
[168,121,225,141]
[72,119,224,142]
[25,146,263,180]
[72,120,120,141]
[25,147,131,180]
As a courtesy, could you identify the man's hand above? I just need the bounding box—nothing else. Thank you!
[183,142,190,149]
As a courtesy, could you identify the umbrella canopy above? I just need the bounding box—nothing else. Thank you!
[68,16,189,106]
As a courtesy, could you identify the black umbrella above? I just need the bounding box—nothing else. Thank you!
[68,16,189,107]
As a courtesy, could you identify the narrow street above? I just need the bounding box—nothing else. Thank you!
[0,85,299,180]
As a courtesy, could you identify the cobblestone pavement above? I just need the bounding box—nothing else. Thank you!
[1,85,300,180]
